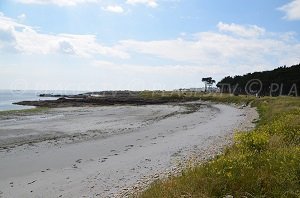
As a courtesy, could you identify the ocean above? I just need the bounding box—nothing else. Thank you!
[0,90,84,111]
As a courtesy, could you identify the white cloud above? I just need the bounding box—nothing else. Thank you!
[103,5,124,13]
[278,0,300,20]
[92,60,219,75]
[1,14,300,90]
[58,41,75,54]
[16,0,158,8]
[0,12,129,58]
[0,13,23,52]
[0,26,16,42]
[126,0,158,7]
[15,0,100,6]
[0,26,18,53]
[91,60,222,90]
[217,22,265,38]
[17,13,26,22]
[119,24,300,74]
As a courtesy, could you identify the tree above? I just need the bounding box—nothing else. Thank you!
[217,63,300,96]
[202,77,216,92]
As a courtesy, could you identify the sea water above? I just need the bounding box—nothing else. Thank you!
[0,90,84,111]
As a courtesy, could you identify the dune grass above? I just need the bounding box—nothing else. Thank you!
[139,95,300,198]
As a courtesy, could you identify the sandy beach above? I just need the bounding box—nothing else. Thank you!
[0,102,258,197]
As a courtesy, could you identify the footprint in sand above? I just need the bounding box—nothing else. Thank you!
[72,164,78,168]
[99,157,108,163]
[27,180,37,185]
[124,145,134,151]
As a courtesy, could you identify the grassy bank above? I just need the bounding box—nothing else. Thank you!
[139,91,202,102]
[139,95,300,198]
[0,107,49,116]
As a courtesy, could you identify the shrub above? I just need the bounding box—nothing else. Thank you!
[139,96,300,198]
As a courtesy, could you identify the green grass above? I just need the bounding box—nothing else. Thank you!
[139,95,300,198]
[139,91,256,105]
[139,91,202,102]
[0,107,49,116]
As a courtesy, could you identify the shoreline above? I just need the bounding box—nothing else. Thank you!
[121,104,258,197]
[0,102,258,197]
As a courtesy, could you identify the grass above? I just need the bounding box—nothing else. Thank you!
[139,91,202,102]
[139,91,256,105]
[138,94,300,198]
[0,107,49,116]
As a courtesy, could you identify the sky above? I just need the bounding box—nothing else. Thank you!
[0,0,300,91]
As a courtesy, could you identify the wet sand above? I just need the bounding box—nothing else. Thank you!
[0,102,258,197]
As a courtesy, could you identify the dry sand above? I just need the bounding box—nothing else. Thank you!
[0,102,258,197]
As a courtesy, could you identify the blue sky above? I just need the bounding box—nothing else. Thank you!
[0,0,300,91]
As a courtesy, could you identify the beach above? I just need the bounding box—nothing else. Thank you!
[0,102,258,197]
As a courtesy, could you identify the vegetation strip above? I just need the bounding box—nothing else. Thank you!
[139,95,300,198]
[0,107,48,116]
